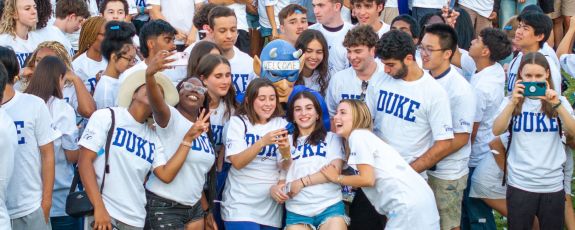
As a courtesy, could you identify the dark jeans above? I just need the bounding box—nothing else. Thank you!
[51,216,82,230]
[348,189,386,230]
[144,191,205,230]
[507,185,565,230]
[411,7,441,25]
[461,167,497,230]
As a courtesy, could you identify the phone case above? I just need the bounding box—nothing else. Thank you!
[522,82,546,97]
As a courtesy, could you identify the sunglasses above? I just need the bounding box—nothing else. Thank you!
[181,82,208,95]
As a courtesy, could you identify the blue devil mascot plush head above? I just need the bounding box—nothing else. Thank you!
[254,39,305,103]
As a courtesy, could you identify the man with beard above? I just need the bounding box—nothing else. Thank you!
[366,30,454,178]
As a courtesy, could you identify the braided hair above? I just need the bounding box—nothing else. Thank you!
[73,16,106,60]
[26,41,73,70]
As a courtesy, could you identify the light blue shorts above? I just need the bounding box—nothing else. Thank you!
[285,201,348,229]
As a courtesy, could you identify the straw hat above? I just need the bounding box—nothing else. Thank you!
[116,69,179,107]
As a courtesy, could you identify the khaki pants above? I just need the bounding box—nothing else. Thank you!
[460,5,493,38]
[380,7,400,25]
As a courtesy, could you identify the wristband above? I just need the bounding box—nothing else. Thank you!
[300,178,306,187]
[553,100,562,110]
[181,141,192,147]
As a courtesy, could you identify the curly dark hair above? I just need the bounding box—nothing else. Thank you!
[479,28,513,62]
[193,3,217,30]
[343,25,378,48]
[376,29,416,61]
[35,0,52,29]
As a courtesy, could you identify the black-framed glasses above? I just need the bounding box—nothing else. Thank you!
[119,55,137,65]
[417,45,446,56]
[360,80,368,101]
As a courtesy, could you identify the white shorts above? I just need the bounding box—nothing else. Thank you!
[470,153,506,200]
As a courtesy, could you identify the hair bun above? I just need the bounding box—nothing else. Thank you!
[104,21,136,42]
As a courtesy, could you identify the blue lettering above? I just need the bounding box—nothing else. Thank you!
[15,52,32,68]
[147,143,155,163]
[535,113,548,132]
[211,125,224,146]
[507,73,516,92]
[523,112,534,132]
[88,78,97,92]
[136,137,148,159]
[375,90,420,122]
[550,117,558,132]
[232,74,249,93]
[405,101,420,122]
[112,128,127,146]
[513,116,521,132]
[125,131,136,153]
[14,121,25,144]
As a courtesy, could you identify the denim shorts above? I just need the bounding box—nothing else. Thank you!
[259,27,280,38]
[285,201,348,229]
[145,190,205,229]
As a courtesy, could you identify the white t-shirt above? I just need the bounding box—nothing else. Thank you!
[0,33,42,68]
[285,132,344,216]
[93,75,120,109]
[146,106,215,206]
[412,0,447,9]
[34,25,75,56]
[301,71,322,93]
[325,61,385,116]
[47,97,79,217]
[309,23,354,76]
[78,107,166,227]
[376,21,391,38]
[0,108,17,227]
[3,92,58,219]
[229,47,256,94]
[341,7,352,24]
[147,0,201,35]
[347,129,439,228]
[210,100,231,153]
[560,54,575,78]
[222,115,287,228]
[542,43,560,68]
[366,72,454,165]
[459,0,494,18]
[506,50,562,95]
[228,3,249,31]
[464,58,506,167]
[258,0,289,29]
[500,96,572,193]
[72,53,108,93]
[386,0,398,7]
[427,68,475,180]
[119,59,187,86]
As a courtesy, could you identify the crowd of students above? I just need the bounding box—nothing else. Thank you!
[1,0,575,229]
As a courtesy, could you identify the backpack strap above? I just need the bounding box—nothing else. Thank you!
[100,108,116,193]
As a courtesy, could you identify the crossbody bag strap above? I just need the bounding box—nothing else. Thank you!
[100,108,116,193]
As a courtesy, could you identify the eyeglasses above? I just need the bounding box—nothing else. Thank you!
[120,55,137,65]
[360,80,368,101]
[417,45,446,56]
[181,82,208,94]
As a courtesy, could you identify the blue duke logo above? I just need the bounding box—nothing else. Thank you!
[245,133,277,158]
[292,142,327,160]
[112,128,156,163]
[232,74,249,93]
[511,112,559,132]
[14,121,25,144]
[375,90,421,122]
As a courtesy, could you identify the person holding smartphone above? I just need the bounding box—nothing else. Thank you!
[492,52,575,230]
[282,90,347,230]
[222,78,291,230]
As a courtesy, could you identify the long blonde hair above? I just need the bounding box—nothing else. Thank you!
[0,0,36,36]
[340,99,373,131]
[513,52,556,118]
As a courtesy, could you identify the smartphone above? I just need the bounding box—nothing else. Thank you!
[175,39,186,52]
[522,82,546,97]
[167,52,189,66]
[447,0,456,14]
[285,122,295,135]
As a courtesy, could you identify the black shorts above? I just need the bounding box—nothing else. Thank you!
[145,190,205,229]
[506,185,565,230]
